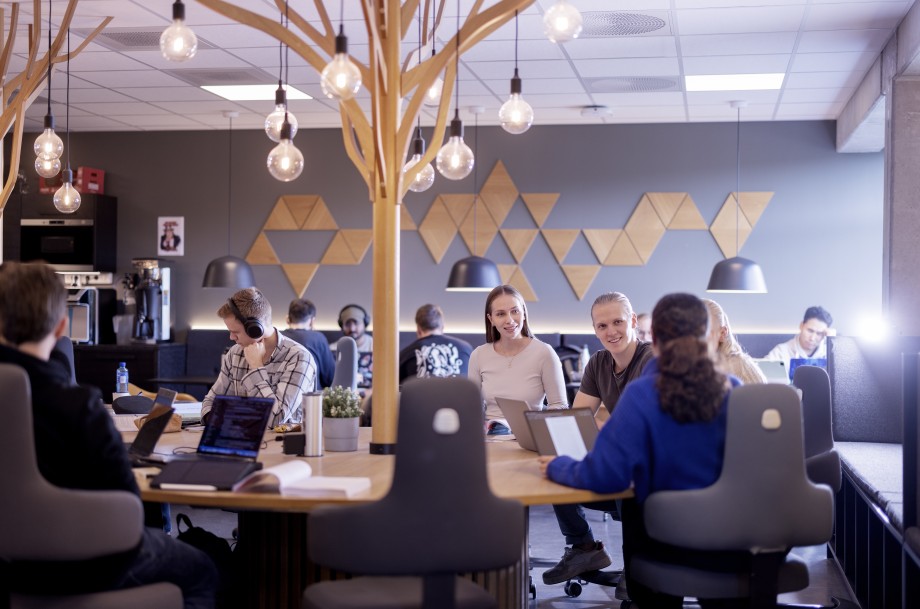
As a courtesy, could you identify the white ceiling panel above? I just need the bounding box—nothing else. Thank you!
[4,0,915,132]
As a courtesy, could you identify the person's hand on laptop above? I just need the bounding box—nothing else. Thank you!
[538,455,556,477]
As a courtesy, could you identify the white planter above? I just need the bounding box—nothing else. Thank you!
[323,416,359,452]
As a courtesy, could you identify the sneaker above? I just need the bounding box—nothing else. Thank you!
[542,541,613,585]
[615,574,630,600]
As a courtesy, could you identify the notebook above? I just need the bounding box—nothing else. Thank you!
[753,359,790,384]
[127,387,177,466]
[150,395,274,491]
[524,408,599,459]
[494,397,541,451]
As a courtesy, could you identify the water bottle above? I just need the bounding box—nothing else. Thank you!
[579,345,590,374]
[115,362,129,394]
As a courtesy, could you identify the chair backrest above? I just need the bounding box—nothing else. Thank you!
[643,383,834,553]
[51,336,77,385]
[792,365,834,458]
[0,363,144,563]
[331,336,358,392]
[307,377,524,575]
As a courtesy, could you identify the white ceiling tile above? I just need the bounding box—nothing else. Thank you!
[683,54,792,74]
[573,57,682,78]
[465,59,577,80]
[679,32,797,56]
[804,2,909,31]
[797,29,892,53]
[675,6,807,35]
[591,91,687,106]
[686,90,781,104]
[785,71,865,88]
[562,37,679,60]
[791,51,878,73]
[774,102,844,118]
[482,78,588,95]
[782,87,856,103]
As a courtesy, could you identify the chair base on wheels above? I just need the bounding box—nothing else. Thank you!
[562,568,621,598]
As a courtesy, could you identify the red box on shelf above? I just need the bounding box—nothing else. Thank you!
[75,167,105,194]
[38,167,105,195]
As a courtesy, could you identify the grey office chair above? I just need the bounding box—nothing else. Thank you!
[50,336,76,385]
[627,384,834,609]
[331,336,358,392]
[302,377,525,609]
[793,365,842,492]
[0,364,182,609]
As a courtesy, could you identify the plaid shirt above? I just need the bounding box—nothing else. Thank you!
[201,331,316,427]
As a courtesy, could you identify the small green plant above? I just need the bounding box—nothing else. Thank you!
[322,385,364,418]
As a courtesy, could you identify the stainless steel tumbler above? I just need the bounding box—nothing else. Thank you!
[302,391,324,457]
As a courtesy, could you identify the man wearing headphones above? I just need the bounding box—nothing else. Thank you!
[201,288,316,428]
[337,304,373,388]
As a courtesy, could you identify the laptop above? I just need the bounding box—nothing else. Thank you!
[494,397,541,451]
[788,357,827,382]
[753,359,791,384]
[150,395,274,491]
[524,409,599,459]
[127,387,177,466]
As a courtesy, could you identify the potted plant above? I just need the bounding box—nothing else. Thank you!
[322,385,364,452]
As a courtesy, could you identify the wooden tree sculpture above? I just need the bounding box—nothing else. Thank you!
[0,0,110,214]
[200,0,535,452]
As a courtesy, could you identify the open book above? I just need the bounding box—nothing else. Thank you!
[232,460,371,498]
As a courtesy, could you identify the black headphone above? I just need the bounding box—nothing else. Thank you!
[338,304,370,329]
[227,298,265,339]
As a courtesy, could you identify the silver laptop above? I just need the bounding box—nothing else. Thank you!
[524,409,599,458]
[494,397,541,451]
[753,359,790,384]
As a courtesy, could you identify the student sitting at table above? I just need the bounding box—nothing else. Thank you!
[282,298,336,389]
[765,305,833,374]
[467,284,566,435]
[398,303,473,384]
[202,288,315,428]
[540,293,741,609]
[703,298,766,385]
[542,291,653,587]
[0,261,218,608]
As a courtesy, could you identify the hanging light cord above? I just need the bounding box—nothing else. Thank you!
[454,0,460,112]
[735,105,741,256]
[277,11,283,85]
[514,10,519,69]
[45,0,52,115]
[472,112,479,255]
[227,114,233,247]
[65,29,70,170]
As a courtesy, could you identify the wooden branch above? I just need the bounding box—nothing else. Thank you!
[0,4,19,84]
[400,0,420,39]
[270,0,333,53]
[0,104,25,209]
[339,104,370,190]
[55,16,114,63]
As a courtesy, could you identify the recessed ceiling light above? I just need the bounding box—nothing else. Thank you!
[685,73,785,92]
[201,84,312,101]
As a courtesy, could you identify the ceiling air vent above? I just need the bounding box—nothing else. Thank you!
[581,12,670,37]
[586,76,681,94]
[71,27,215,52]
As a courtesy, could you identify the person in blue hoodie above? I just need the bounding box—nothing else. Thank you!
[541,292,743,609]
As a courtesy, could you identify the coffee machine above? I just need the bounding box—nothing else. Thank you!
[127,258,171,342]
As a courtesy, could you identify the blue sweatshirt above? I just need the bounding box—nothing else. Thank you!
[547,358,739,503]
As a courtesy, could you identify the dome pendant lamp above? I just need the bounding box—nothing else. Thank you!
[707,101,767,294]
[447,108,501,292]
[203,111,256,289]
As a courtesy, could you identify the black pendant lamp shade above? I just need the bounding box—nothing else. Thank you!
[202,255,256,289]
[446,255,501,291]
[706,256,767,293]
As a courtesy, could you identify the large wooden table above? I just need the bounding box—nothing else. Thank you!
[134,427,630,609]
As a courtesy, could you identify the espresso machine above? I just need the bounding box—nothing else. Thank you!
[126,258,171,342]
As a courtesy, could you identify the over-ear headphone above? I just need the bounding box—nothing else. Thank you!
[227,298,265,339]
[338,304,370,329]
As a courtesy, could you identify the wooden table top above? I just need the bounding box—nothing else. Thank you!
[133,427,630,511]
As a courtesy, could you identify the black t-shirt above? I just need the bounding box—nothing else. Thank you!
[398,334,474,384]
[578,341,654,413]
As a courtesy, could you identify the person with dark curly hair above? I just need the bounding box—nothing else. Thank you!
[540,292,742,608]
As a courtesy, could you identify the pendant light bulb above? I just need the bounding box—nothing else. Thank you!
[403,132,435,193]
[499,71,533,134]
[436,111,475,180]
[543,0,583,43]
[423,76,444,106]
[34,115,63,161]
[267,120,304,182]
[321,26,362,100]
[264,84,298,142]
[160,0,198,62]
[35,156,61,179]
[53,168,81,213]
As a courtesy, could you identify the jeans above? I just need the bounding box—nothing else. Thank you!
[114,527,219,609]
[552,500,620,546]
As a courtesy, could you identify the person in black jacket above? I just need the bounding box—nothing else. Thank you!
[0,261,217,609]
[281,298,336,389]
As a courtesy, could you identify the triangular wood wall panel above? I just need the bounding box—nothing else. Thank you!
[282,263,319,297]
[501,229,539,263]
[624,197,667,263]
[605,233,644,265]
[302,198,339,230]
[245,233,280,265]
[282,195,320,228]
[542,229,580,264]
[645,193,686,226]
[321,233,360,264]
[341,229,373,264]
[521,193,559,227]
[459,200,499,257]
[263,199,300,230]
[562,265,600,300]
[418,198,458,263]
[584,229,622,263]
[441,194,476,227]
[479,161,519,227]
[669,195,708,229]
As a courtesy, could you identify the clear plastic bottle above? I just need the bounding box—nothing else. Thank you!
[579,345,590,373]
[116,362,129,394]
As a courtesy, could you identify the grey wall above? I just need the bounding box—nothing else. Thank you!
[17,120,883,339]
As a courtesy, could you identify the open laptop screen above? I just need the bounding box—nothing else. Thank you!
[198,395,273,459]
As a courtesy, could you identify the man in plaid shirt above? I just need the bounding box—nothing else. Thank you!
[201,288,315,427]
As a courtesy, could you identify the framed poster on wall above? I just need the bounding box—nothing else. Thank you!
[157,216,184,256]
